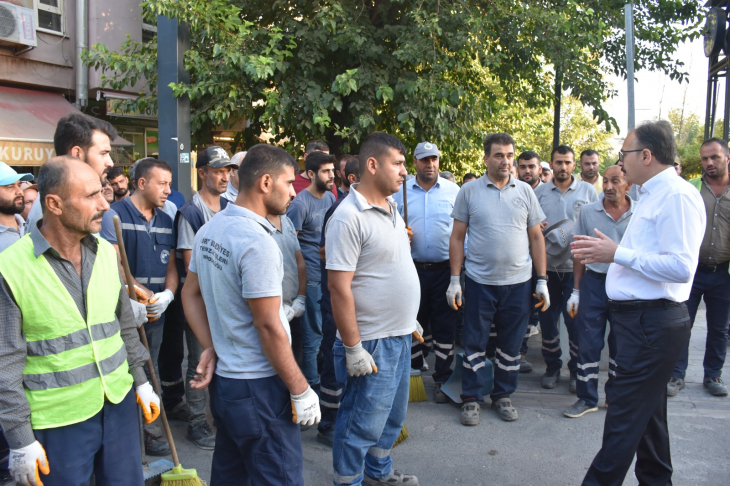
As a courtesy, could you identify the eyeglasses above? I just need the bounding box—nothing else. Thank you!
[618,149,644,162]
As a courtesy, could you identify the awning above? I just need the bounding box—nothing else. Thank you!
[0,86,133,166]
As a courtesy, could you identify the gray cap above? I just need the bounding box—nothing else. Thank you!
[414,142,440,160]
[196,146,238,169]
[540,161,552,172]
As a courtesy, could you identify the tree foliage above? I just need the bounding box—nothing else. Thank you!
[82,0,702,173]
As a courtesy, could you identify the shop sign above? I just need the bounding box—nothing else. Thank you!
[0,140,55,166]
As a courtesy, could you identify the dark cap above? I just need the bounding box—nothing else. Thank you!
[196,146,238,169]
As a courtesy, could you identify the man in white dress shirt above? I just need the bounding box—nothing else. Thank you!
[571,120,705,486]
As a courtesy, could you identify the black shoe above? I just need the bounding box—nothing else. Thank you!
[187,421,216,450]
[165,401,191,422]
[316,429,334,447]
[519,353,533,373]
[667,377,685,397]
[563,399,598,418]
[144,429,171,456]
[541,369,560,389]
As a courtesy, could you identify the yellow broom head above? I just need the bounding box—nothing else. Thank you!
[161,464,206,486]
[393,425,409,447]
[409,368,427,402]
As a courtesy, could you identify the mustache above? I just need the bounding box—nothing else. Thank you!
[92,211,105,220]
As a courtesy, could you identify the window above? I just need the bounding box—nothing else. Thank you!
[142,14,156,43]
[36,0,63,35]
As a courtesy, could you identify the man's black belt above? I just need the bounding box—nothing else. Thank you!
[608,299,683,312]
[586,269,607,279]
[413,260,450,270]
[697,261,729,273]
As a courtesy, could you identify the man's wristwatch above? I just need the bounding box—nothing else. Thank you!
[536,275,549,282]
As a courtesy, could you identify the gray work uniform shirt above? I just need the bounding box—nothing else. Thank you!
[534,177,598,272]
[451,175,545,286]
[269,215,302,306]
[0,220,149,449]
[573,194,635,274]
[0,214,25,253]
[287,189,335,283]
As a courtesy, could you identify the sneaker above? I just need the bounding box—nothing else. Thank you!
[491,398,518,422]
[165,400,191,422]
[704,377,729,397]
[667,377,685,397]
[541,369,560,389]
[316,429,334,447]
[519,353,533,373]
[363,470,419,485]
[187,421,216,450]
[144,429,171,456]
[433,383,448,403]
[460,401,480,426]
[563,399,599,418]
[569,371,577,394]
[420,362,429,372]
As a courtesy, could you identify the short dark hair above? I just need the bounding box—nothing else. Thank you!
[38,155,79,209]
[53,113,118,156]
[305,140,329,154]
[632,120,676,166]
[517,151,540,163]
[701,137,729,155]
[239,144,299,190]
[580,149,599,160]
[344,156,360,180]
[551,145,575,161]
[463,173,477,183]
[305,151,336,176]
[483,133,515,157]
[107,167,126,181]
[132,157,172,186]
[358,132,407,175]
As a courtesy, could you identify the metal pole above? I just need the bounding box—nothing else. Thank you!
[625,2,635,131]
[553,68,562,151]
[75,0,88,109]
[706,58,714,140]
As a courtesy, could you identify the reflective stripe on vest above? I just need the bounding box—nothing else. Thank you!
[0,236,133,430]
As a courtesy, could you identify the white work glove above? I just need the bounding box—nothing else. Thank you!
[135,382,161,424]
[534,279,551,312]
[412,321,424,343]
[446,275,463,310]
[129,299,148,328]
[567,289,580,318]
[291,295,306,318]
[283,304,296,322]
[9,441,50,486]
[344,341,378,376]
[290,386,321,426]
[146,289,174,319]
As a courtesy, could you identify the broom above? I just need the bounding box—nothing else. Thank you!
[113,216,205,486]
[393,425,409,447]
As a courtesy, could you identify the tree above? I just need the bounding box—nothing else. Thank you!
[83,0,702,166]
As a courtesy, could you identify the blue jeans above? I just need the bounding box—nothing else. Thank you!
[34,388,143,486]
[673,266,730,379]
[302,281,324,387]
[209,374,303,485]
[332,335,410,485]
[539,271,578,373]
[461,277,531,402]
[575,270,617,407]
[318,304,343,433]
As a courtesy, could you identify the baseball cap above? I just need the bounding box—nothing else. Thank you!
[196,146,238,169]
[414,142,440,160]
[0,162,33,186]
[540,161,552,172]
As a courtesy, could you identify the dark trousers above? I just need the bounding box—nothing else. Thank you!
[461,276,531,402]
[411,266,458,384]
[673,267,730,379]
[582,303,691,486]
[291,316,303,368]
[575,271,617,407]
[158,295,185,410]
[487,272,537,357]
[318,305,343,433]
[33,388,143,486]
[539,270,578,373]
[209,374,303,485]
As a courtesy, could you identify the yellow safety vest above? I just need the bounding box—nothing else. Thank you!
[0,236,133,429]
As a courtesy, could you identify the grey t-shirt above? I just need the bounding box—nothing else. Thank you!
[325,184,419,341]
[24,196,41,234]
[573,195,634,274]
[534,177,598,272]
[0,215,25,253]
[451,175,545,286]
[287,189,335,283]
[269,215,301,306]
[188,204,290,379]
[177,192,218,251]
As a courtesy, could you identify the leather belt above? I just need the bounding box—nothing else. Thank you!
[413,260,450,270]
[608,299,683,312]
[697,261,729,273]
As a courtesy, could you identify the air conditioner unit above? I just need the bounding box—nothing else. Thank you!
[0,2,37,47]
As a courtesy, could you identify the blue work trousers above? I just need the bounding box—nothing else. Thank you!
[575,270,617,407]
[673,266,730,379]
[318,304,343,433]
[209,374,303,485]
[302,281,323,387]
[582,303,691,486]
[461,276,531,402]
[332,335,410,485]
[539,271,578,373]
[34,388,143,486]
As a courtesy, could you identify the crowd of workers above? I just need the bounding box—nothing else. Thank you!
[0,112,726,486]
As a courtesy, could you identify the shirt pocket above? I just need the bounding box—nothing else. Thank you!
[154,230,174,266]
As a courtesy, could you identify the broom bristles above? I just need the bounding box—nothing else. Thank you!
[409,369,427,402]
[161,465,206,486]
[393,425,409,447]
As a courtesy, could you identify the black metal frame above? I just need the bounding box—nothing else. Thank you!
[705,1,730,140]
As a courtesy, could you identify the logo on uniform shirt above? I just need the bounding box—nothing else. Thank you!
[213,147,229,161]
[161,249,170,265]
[573,200,588,211]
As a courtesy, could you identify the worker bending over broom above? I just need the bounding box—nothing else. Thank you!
[0,159,157,485]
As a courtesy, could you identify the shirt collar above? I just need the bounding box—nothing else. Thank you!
[30,218,98,259]
[223,203,276,235]
[483,174,517,188]
[597,193,635,216]
[410,176,442,191]
[640,166,676,196]
[123,196,161,222]
[349,183,397,214]
[549,175,577,192]
[226,181,238,197]
[0,214,24,233]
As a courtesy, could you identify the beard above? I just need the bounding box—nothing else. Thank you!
[315,176,331,192]
[0,197,23,215]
